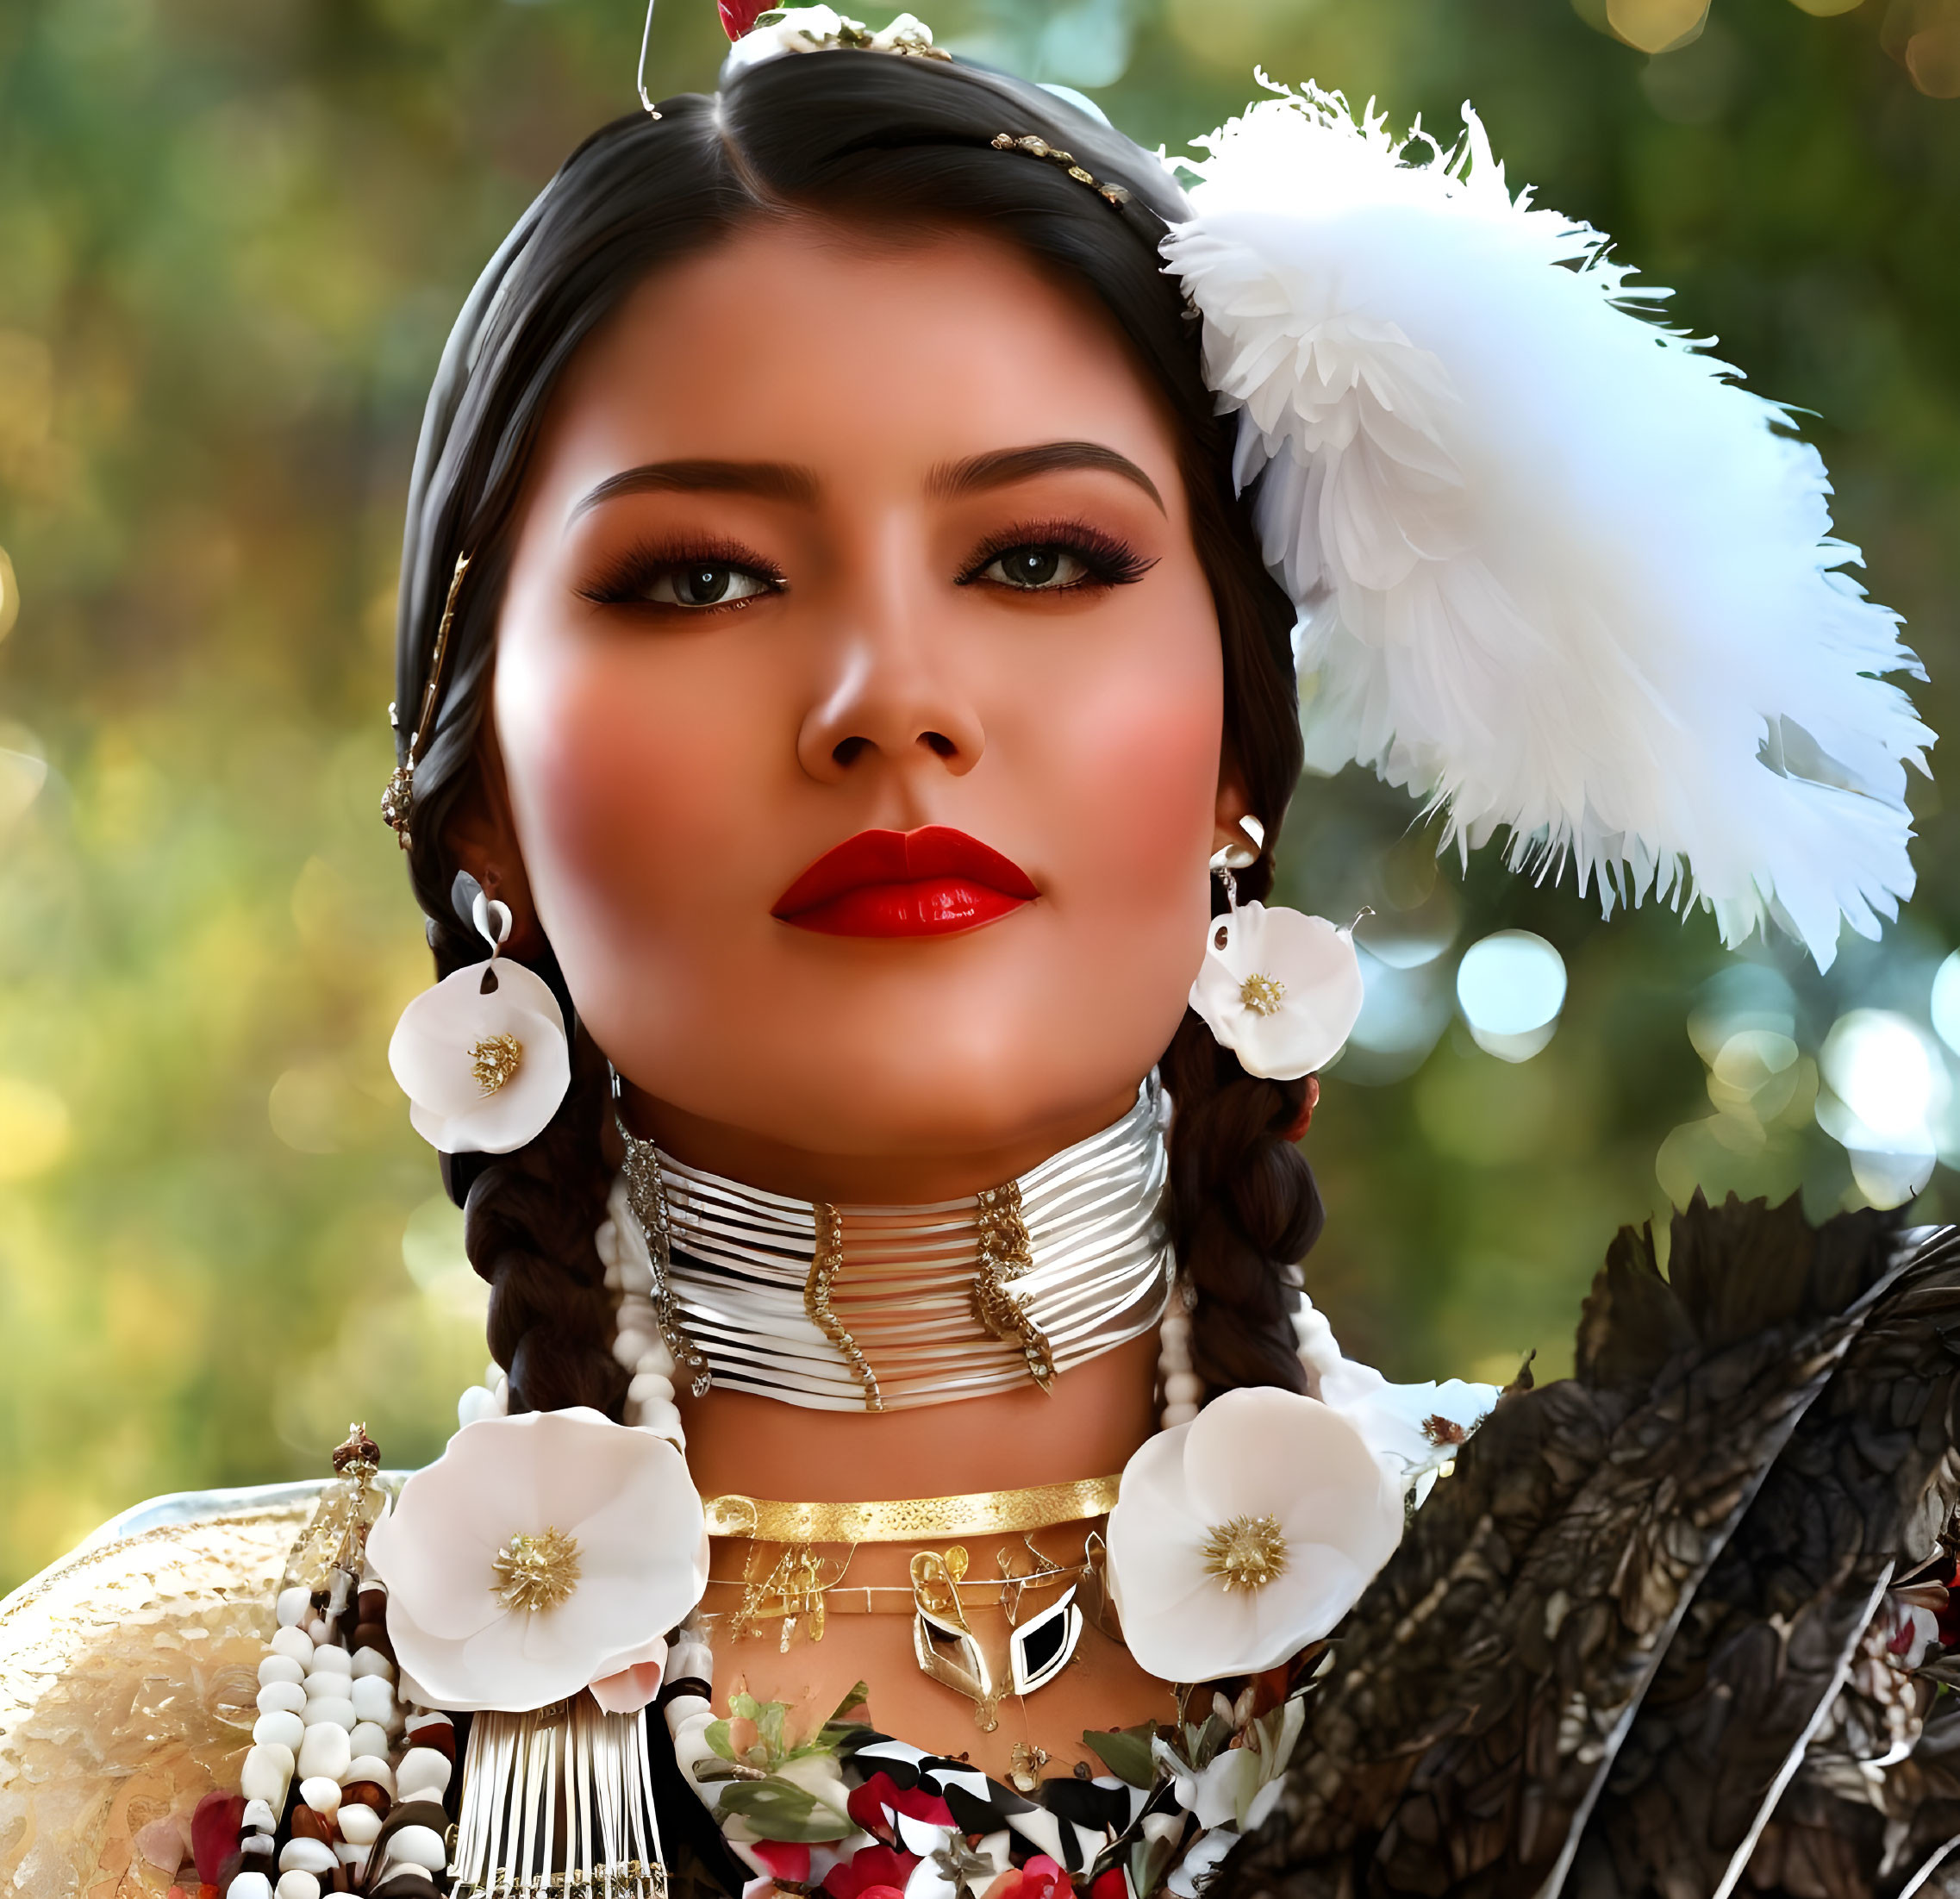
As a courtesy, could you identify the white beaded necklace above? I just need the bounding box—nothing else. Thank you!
[605,1076,1175,1415]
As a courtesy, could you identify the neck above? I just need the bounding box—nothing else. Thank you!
[615,1081,1143,1203]
[677,1328,1163,1503]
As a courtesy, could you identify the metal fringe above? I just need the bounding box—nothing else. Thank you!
[450,1696,666,1899]
[619,1119,713,1398]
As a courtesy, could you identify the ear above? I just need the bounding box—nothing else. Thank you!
[1212,754,1260,863]
[444,721,545,959]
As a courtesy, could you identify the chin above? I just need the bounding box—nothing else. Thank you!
[659,1001,1175,1163]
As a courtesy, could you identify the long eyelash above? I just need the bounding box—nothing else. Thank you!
[957,519,1158,590]
[577,536,787,607]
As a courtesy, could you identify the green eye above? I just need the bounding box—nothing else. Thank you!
[983,547,1092,590]
[645,565,774,608]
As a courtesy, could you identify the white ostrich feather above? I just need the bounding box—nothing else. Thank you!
[1163,82,1931,968]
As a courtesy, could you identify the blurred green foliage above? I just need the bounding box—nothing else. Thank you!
[0,0,1955,1591]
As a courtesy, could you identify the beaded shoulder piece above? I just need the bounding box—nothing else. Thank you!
[0,1486,316,1897]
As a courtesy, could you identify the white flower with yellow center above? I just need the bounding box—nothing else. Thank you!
[1106,1385,1403,1681]
[1188,902,1364,1081]
[387,895,571,1154]
[365,1407,708,1713]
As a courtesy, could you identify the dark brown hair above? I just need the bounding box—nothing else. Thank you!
[396,47,1317,1416]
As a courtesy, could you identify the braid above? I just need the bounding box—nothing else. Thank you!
[460,1022,627,1418]
[1163,845,1324,1397]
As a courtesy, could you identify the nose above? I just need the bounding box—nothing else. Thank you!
[796,622,986,784]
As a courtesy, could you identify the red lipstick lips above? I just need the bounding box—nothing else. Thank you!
[772,827,1039,938]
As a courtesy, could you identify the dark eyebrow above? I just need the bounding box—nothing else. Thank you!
[927,440,1165,515]
[570,459,821,521]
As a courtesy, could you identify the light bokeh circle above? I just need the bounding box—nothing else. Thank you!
[1455,931,1569,1037]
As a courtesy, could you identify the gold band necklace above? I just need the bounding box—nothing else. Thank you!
[700,1472,1122,1544]
[699,1472,1123,1733]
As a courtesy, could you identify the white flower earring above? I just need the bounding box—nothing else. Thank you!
[389,890,571,1154]
[1188,817,1366,1081]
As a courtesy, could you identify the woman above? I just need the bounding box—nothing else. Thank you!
[3,9,1951,1897]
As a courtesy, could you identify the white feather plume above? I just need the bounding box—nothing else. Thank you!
[1163,82,1931,969]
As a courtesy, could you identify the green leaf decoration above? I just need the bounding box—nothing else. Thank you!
[690,1760,761,1785]
[1083,1722,1158,1790]
[711,1692,799,1769]
[1128,1821,1183,1899]
[716,1774,856,1843]
[1180,1712,1232,1771]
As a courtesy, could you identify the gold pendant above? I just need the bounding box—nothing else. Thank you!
[911,1546,1002,1731]
[731,1543,842,1650]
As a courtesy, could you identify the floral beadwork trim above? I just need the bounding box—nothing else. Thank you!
[666,1671,1315,1899]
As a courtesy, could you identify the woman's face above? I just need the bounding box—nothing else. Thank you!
[484,220,1240,1195]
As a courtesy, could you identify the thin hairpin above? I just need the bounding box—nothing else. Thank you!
[637,0,662,116]
[381,551,471,852]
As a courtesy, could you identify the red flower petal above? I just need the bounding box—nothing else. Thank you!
[1091,1869,1129,1899]
[889,1784,957,1827]
[824,1843,921,1899]
[752,1842,812,1884]
[846,1775,899,1844]
[718,0,773,39]
[190,1791,245,1887]
[1021,1855,1068,1899]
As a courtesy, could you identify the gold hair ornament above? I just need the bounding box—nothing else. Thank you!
[989,134,1132,209]
[382,551,471,852]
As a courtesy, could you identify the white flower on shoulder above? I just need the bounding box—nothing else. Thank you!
[1292,1296,1500,1504]
[365,1407,708,1713]
[1317,1360,1501,1503]
[1160,1696,1306,1836]
[389,954,570,1155]
[1166,1827,1240,1899]
[1106,1387,1402,1682]
[1189,903,1364,1080]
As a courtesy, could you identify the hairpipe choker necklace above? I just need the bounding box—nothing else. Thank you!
[609,1073,1173,1413]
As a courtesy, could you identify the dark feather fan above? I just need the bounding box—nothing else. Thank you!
[1214,1195,1960,1899]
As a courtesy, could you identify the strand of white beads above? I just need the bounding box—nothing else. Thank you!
[232,1578,445,1899]
[1158,1283,1201,1429]
[359,1706,458,1893]
[1155,1283,1359,1434]
[598,1177,686,1446]
[1290,1293,1342,1396]
[449,1178,685,1454]
[457,1359,510,1429]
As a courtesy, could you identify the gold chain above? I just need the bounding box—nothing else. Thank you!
[805,1202,884,1412]
[971,1182,1055,1390]
[705,1561,1079,1619]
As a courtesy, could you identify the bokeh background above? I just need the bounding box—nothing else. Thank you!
[1,0,1956,1592]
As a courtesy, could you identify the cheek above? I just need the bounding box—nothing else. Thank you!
[1069,675,1221,893]
[494,627,777,948]
[1031,612,1225,931]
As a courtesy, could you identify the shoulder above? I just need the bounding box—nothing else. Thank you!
[0,1480,326,1897]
